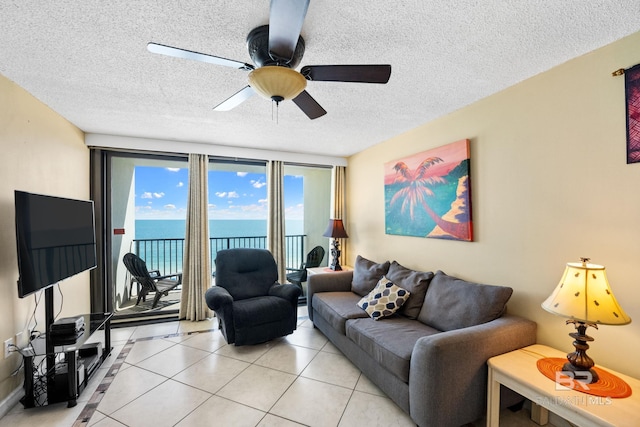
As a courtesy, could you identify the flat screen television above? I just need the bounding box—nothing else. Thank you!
[15,190,97,298]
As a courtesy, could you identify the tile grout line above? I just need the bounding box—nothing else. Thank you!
[70,313,313,426]
[71,328,216,426]
[71,338,135,427]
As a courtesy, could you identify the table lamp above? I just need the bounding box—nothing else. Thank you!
[323,219,349,271]
[541,258,631,383]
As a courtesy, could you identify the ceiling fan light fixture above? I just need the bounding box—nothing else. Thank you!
[248,66,307,102]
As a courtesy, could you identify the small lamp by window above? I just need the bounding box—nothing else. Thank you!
[322,219,348,271]
[541,258,631,383]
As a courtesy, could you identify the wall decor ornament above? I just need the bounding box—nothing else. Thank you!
[625,63,640,164]
[384,139,472,241]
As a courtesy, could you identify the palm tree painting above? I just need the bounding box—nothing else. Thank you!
[384,139,472,241]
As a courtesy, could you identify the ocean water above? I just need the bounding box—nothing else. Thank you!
[133,219,304,272]
[135,219,303,239]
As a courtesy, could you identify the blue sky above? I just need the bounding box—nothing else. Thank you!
[134,166,303,220]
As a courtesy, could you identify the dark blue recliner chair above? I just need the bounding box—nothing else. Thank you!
[204,248,301,346]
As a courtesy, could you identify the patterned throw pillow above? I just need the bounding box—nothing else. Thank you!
[357,277,411,320]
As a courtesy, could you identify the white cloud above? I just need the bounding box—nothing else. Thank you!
[141,192,164,199]
[177,182,184,187]
[208,203,268,220]
[285,204,304,220]
[166,167,180,172]
[240,204,265,212]
[135,204,187,219]
[237,172,248,177]
[258,198,267,204]
[217,191,240,198]
[251,179,266,189]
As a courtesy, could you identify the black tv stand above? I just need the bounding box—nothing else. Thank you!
[21,287,112,408]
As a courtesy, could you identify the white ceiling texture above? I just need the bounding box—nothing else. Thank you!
[1,1,640,157]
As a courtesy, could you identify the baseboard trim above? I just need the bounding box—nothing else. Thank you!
[0,386,23,420]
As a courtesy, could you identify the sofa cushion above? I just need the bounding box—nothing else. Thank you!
[351,255,391,296]
[386,261,434,320]
[418,270,513,331]
[313,292,369,334]
[357,277,411,320]
[346,316,440,383]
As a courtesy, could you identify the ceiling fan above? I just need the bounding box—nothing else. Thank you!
[147,0,391,120]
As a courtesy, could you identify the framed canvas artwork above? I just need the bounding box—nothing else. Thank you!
[384,139,472,241]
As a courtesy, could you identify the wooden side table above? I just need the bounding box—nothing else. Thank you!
[487,344,640,427]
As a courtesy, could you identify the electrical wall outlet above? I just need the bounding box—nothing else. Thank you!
[3,337,14,359]
[15,332,24,348]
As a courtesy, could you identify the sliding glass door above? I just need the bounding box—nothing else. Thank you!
[283,164,332,298]
[109,153,188,323]
[207,160,268,272]
[103,151,333,325]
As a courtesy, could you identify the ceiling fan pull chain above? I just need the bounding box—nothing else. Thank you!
[271,99,281,124]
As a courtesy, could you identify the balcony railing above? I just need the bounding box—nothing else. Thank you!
[131,235,307,275]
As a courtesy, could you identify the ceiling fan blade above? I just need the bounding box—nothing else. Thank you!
[301,65,392,83]
[213,86,256,111]
[268,0,310,63]
[292,91,327,120]
[148,42,254,70]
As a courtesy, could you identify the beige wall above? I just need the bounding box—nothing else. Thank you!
[348,31,640,379]
[0,74,89,404]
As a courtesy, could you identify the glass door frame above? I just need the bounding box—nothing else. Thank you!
[105,150,188,326]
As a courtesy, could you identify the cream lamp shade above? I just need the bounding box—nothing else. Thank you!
[541,260,631,325]
[540,258,631,384]
[248,66,307,102]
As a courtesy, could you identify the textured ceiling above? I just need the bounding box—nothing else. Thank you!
[1,1,640,157]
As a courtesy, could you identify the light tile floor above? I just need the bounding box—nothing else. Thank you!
[1,307,548,427]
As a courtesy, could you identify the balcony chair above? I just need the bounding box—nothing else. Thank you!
[205,248,301,346]
[286,245,325,290]
[122,252,182,309]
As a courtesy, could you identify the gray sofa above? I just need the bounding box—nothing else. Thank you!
[307,256,537,427]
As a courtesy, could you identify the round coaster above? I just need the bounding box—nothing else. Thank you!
[537,357,632,398]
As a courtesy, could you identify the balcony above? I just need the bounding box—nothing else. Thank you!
[117,234,307,317]
[132,234,306,274]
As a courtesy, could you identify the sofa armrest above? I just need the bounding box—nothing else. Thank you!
[306,271,353,321]
[204,286,234,311]
[409,314,537,427]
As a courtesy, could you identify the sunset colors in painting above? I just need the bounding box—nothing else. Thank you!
[384,139,472,241]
